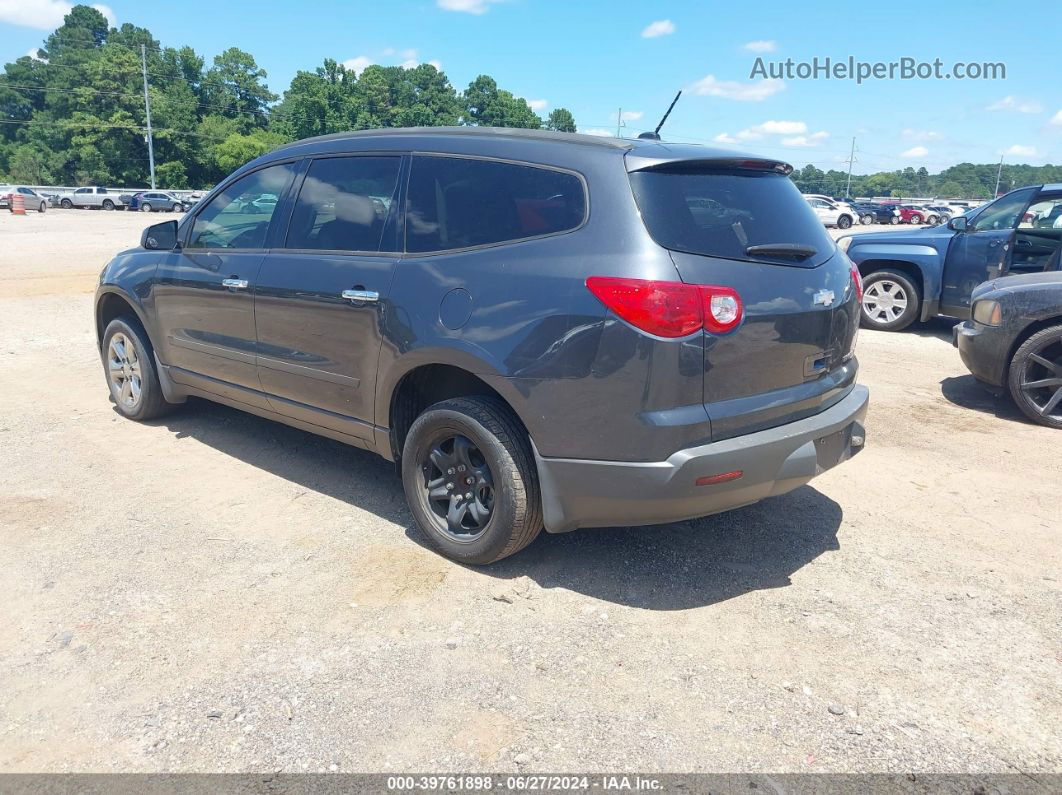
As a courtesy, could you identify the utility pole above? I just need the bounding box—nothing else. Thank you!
[141,43,156,189]
[845,136,856,198]
[993,154,1004,197]
[616,107,622,138]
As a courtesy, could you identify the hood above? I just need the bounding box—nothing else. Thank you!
[975,270,1062,298]
[847,225,956,246]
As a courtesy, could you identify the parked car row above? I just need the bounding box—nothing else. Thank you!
[840,185,1062,428]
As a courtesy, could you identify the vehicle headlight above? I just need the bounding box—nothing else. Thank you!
[837,236,853,253]
[972,299,1002,326]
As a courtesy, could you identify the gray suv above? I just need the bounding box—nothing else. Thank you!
[95,128,869,564]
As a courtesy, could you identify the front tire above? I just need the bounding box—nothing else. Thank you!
[837,214,852,229]
[101,316,175,421]
[859,269,921,331]
[39,201,46,213]
[926,214,938,225]
[402,396,543,565]
[1007,325,1062,429]
[890,215,899,225]
[61,198,72,209]
[860,213,873,225]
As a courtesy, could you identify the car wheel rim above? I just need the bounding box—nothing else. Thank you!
[1019,337,1062,420]
[862,281,908,324]
[420,433,495,542]
[107,332,143,410]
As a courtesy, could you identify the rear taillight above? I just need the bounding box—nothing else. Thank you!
[586,277,743,337]
[849,261,863,301]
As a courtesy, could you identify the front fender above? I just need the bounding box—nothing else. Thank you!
[848,240,944,319]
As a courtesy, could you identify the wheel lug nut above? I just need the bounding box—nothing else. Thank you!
[446,482,453,490]
[465,492,472,500]
[466,477,473,485]
[446,468,454,475]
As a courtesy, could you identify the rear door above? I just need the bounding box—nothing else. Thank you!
[942,187,1037,315]
[153,162,297,402]
[252,153,404,438]
[628,163,859,439]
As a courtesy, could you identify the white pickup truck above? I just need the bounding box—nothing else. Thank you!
[58,186,124,210]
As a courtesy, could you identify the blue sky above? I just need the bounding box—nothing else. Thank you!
[3,0,1061,173]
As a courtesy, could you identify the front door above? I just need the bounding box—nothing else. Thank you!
[1012,194,1062,274]
[153,162,297,403]
[253,154,404,439]
[941,187,1037,315]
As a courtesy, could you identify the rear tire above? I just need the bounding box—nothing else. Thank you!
[859,269,921,331]
[1007,325,1062,429]
[890,215,899,224]
[141,202,152,213]
[860,213,873,225]
[102,199,114,211]
[402,396,543,565]
[101,315,176,421]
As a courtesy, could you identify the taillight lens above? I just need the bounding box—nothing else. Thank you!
[586,277,743,337]
[849,260,863,301]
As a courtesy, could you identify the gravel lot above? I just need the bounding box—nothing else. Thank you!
[1,210,1059,774]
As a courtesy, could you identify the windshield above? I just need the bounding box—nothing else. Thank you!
[628,166,837,267]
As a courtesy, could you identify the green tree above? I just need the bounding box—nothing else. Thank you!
[202,48,277,133]
[546,108,576,132]
[462,75,541,128]
[213,129,287,173]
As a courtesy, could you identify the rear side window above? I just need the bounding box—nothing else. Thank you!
[629,167,837,266]
[286,156,402,252]
[405,156,585,254]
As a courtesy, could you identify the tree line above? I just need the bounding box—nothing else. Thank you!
[791,161,1062,200]
[0,5,577,188]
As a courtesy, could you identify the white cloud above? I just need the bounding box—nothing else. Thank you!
[580,128,614,137]
[1004,144,1036,157]
[689,74,785,101]
[26,47,46,61]
[781,130,829,147]
[756,120,806,135]
[1049,110,1062,127]
[901,128,942,141]
[428,59,443,70]
[987,96,1043,114]
[900,146,929,158]
[437,0,501,13]
[743,40,776,53]
[713,133,739,144]
[641,19,675,38]
[399,59,419,69]
[0,0,115,30]
[621,110,643,121]
[525,99,548,111]
[342,56,374,76]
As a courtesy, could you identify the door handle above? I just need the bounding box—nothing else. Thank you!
[341,289,380,303]
[222,278,249,290]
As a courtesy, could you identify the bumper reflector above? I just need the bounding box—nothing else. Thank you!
[696,471,743,486]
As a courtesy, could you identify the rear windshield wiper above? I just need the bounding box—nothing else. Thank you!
[745,243,817,260]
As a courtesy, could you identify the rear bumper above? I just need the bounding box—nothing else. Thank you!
[535,385,869,533]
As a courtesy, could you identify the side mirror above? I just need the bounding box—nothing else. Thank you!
[141,219,179,250]
[948,216,968,232]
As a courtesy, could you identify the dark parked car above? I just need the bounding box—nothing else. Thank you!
[850,202,901,225]
[94,127,869,564]
[840,185,1062,331]
[954,271,1062,428]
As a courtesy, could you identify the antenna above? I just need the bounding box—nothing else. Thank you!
[638,90,682,140]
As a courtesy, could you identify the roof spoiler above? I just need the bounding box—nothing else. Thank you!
[626,156,793,176]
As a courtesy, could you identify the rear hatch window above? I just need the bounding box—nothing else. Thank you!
[628,165,836,268]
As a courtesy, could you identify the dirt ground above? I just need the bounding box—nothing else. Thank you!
[0,210,1059,774]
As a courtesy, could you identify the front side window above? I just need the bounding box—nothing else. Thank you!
[971,188,1037,232]
[188,164,295,250]
[285,156,401,252]
[405,156,586,254]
